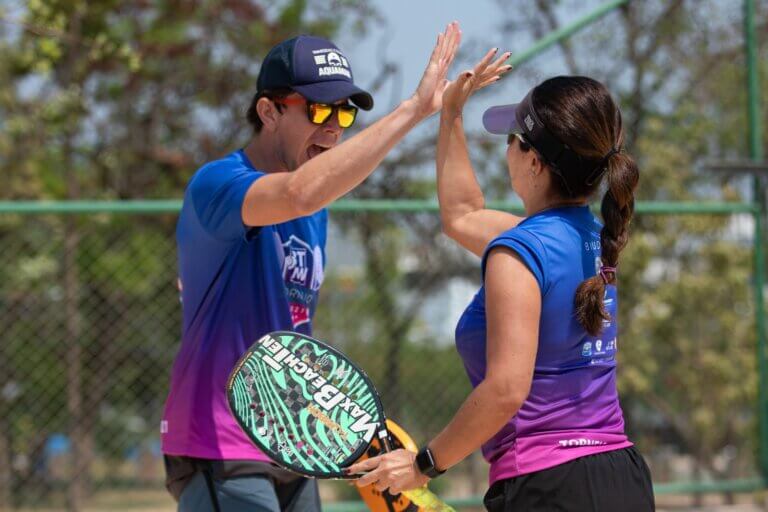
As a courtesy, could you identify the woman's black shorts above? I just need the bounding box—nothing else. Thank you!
[483,446,654,511]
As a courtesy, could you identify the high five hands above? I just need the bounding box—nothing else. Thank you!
[411,22,512,120]
[443,48,513,117]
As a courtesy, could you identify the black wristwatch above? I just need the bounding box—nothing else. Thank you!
[415,446,446,479]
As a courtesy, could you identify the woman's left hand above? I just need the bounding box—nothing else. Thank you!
[346,449,430,495]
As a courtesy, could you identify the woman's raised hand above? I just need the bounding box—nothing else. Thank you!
[442,48,513,117]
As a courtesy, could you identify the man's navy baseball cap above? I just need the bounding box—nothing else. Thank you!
[257,35,373,111]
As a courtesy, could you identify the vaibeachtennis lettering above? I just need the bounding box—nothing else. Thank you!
[255,335,378,443]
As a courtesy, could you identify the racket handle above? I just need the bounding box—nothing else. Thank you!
[402,488,457,512]
[378,428,393,453]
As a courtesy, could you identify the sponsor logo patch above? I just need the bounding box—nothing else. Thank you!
[312,48,352,79]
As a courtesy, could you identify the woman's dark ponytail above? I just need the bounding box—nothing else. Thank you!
[531,76,639,336]
[575,151,639,335]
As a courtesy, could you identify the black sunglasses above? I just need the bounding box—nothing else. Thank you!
[507,132,532,152]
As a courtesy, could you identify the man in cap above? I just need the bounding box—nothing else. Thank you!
[160,23,460,512]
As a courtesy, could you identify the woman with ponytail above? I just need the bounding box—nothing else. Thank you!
[349,48,654,511]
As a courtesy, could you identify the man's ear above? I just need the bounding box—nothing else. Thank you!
[256,97,281,131]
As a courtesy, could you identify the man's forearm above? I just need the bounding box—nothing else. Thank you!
[287,99,424,212]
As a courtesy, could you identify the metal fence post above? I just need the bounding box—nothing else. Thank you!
[744,0,768,481]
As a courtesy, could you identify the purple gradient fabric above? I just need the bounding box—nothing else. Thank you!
[161,150,327,460]
[454,206,632,484]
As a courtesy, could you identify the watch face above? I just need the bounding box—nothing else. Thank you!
[425,449,435,465]
[416,448,430,472]
[416,447,443,478]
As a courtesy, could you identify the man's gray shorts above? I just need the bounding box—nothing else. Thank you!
[165,456,321,512]
[178,471,320,512]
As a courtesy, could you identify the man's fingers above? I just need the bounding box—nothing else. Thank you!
[431,32,444,64]
[430,23,453,68]
[438,22,455,62]
[443,33,460,73]
[449,22,461,51]
[436,31,447,62]
[439,22,459,65]
[442,25,460,68]
[439,23,452,60]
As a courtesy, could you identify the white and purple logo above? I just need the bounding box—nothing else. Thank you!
[279,235,324,327]
[312,48,351,79]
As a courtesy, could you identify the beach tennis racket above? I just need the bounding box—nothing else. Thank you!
[226,331,455,510]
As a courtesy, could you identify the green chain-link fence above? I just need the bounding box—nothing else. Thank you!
[0,200,765,511]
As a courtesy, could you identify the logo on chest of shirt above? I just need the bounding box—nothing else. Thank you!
[281,235,324,291]
[279,235,324,327]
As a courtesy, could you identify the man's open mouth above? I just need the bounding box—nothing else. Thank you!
[307,144,331,160]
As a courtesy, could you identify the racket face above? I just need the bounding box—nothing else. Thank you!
[227,331,386,478]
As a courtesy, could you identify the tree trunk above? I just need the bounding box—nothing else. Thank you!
[59,9,89,508]
[363,225,402,418]
[692,461,703,508]
[64,216,85,512]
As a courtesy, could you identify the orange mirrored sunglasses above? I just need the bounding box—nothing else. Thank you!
[273,97,358,128]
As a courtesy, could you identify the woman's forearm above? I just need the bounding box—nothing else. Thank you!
[427,377,524,471]
[436,113,486,232]
[436,113,523,256]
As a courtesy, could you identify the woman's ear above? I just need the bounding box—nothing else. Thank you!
[529,151,546,177]
[256,97,280,132]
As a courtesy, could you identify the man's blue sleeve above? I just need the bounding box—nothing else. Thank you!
[188,161,263,241]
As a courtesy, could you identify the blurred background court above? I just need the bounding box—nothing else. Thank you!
[1,0,768,510]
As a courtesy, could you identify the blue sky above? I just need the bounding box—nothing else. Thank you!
[337,0,577,133]
[342,0,506,112]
